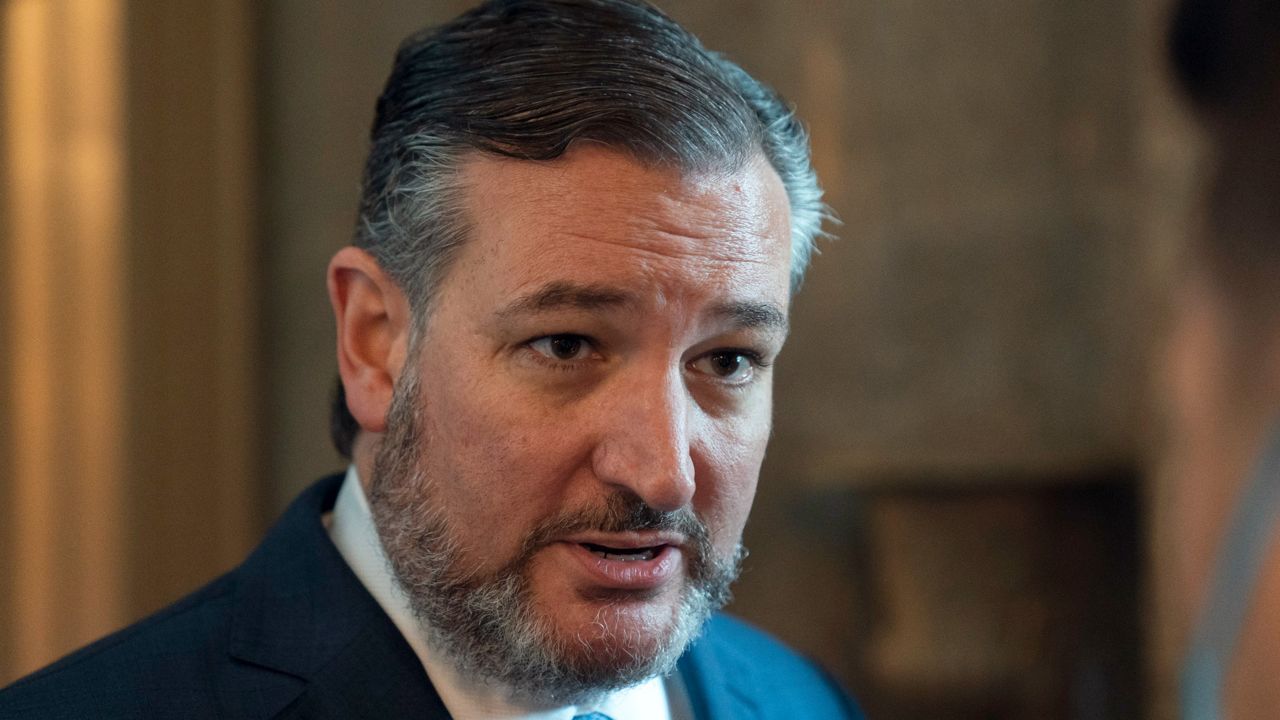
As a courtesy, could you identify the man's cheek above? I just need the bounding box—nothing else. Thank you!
[694,471,759,553]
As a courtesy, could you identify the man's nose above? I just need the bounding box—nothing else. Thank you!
[589,365,696,512]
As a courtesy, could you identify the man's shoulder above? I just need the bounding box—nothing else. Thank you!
[699,613,814,664]
[0,476,348,720]
[685,613,863,719]
[0,574,242,719]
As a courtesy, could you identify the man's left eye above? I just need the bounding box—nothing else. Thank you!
[690,351,756,383]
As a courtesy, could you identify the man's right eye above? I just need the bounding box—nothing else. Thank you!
[529,334,595,362]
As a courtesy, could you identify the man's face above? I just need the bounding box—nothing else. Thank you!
[368,145,793,701]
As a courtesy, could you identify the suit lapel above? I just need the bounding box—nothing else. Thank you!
[274,621,450,720]
[221,475,451,719]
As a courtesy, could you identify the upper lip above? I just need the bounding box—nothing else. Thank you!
[562,531,685,550]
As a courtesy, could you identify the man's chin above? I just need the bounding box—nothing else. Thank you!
[473,583,697,700]
[537,588,686,659]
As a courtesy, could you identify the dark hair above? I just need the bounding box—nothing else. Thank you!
[1170,0,1280,119]
[330,0,829,458]
[1167,0,1280,377]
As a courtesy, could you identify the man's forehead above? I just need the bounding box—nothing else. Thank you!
[455,145,792,273]
[440,146,794,332]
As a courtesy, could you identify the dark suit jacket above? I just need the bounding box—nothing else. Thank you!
[0,474,861,719]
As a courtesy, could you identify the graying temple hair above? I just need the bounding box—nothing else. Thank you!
[332,0,830,456]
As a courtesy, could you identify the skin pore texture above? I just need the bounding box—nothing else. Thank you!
[330,145,794,704]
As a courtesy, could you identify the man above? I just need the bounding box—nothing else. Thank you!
[0,1,859,718]
[1165,0,1280,717]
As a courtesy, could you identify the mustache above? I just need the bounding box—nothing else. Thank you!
[525,492,707,548]
[513,492,715,577]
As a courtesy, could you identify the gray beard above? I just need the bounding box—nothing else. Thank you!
[367,369,745,706]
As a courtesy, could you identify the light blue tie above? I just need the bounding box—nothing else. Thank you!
[572,714,615,720]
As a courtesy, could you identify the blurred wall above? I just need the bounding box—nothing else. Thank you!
[1,0,261,682]
[2,1,1207,717]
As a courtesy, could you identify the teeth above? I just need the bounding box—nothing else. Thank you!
[589,547,659,561]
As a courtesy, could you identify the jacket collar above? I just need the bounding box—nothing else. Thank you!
[226,473,446,718]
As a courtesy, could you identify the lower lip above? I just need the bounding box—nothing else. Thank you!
[560,542,683,591]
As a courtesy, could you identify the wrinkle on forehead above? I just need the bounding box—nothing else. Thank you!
[556,229,780,268]
[454,145,794,314]
[461,146,791,252]
[496,278,789,336]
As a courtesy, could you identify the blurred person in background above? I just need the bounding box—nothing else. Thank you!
[1166,0,1280,717]
[0,1,862,718]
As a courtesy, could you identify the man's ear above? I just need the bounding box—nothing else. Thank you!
[327,247,412,434]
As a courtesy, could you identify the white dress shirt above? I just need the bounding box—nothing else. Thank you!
[326,466,693,720]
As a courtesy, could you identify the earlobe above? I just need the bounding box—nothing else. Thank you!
[327,246,412,434]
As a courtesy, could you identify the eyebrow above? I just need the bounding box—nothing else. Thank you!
[497,280,789,333]
[497,281,637,318]
[711,300,790,334]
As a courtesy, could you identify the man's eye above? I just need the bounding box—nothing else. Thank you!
[529,334,594,361]
[691,351,757,383]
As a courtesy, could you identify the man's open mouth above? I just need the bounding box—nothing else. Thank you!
[580,542,663,562]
